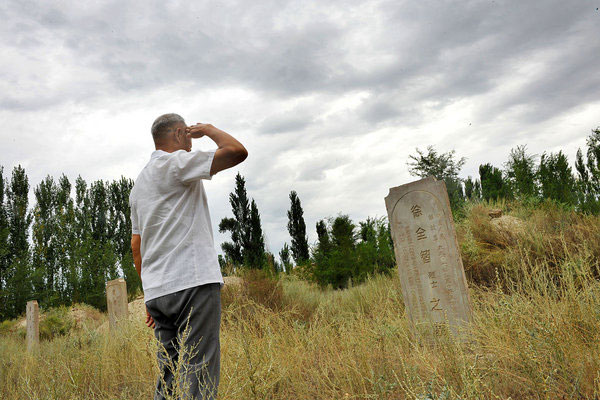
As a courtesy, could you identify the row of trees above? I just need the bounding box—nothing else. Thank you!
[2,126,597,319]
[409,128,600,214]
[0,166,140,320]
[219,127,600,288]
[218,173,396,288]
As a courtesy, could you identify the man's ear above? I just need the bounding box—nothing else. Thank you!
[174,127,183,144]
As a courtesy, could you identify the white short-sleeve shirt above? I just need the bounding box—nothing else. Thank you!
[129,149,223,302]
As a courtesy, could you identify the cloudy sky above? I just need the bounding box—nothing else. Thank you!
[1,0,599,259]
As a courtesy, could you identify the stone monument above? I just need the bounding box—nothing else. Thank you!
[385,177,472,339]
[26,300,39,351]
[106,278,128,331]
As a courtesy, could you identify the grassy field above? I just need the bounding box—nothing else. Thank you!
[1,201,600,399]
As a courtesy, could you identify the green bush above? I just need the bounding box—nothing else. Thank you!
[39,306,74,340]
[0,319,17,335]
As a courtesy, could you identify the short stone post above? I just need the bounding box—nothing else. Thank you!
[385,177,473,341]
[106,278,128,331]
[26,300,39,352]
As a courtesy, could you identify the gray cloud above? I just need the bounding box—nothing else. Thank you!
[1,0,599,260]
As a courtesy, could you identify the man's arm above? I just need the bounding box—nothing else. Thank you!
[131,234,142,277]
[185,123,248,175]
[131,234,155,328]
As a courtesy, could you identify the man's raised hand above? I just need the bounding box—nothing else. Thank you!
[185,123,213,139]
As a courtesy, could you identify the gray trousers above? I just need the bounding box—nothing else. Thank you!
[146,283,221,400]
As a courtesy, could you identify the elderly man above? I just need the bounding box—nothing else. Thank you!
[129,113,247,399]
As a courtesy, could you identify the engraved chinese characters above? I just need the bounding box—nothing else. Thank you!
[385,177,472,339]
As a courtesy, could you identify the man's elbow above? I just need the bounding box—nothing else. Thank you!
[231,145,248,165]
[235,146,248,164]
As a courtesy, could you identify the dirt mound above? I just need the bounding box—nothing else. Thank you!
[14,303,104,332]
[489,215,525,245]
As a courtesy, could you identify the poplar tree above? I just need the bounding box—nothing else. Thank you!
[279,243,292,273]
[86,180,118,309]
[505,145,537,199]
[73,176,90,304]
[108,177,140,297]
[219,173,250,265]
[55,174,77,304]
[286,190,309,265]
[586,128,600,194]
[327,215,357,288]
[0,167,10,319]
[479,163,508,201]
[246,199,266,269]
[32,175,59,306]
[4,165,33,318]
[538,151,576,206]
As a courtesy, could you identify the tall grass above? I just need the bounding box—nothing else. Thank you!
[1,201,600,398]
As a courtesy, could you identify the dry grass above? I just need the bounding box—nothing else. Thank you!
[1,201,600,399]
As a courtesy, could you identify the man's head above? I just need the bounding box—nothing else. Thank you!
[151,113,192,152]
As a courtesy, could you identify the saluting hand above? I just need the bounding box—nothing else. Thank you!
[185,123,213,140]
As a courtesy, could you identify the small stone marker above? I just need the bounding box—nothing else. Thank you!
[26,300,39,351]
[385,177,472,339]
[106,278,128,331]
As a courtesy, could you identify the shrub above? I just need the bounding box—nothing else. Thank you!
[39,306,74,340]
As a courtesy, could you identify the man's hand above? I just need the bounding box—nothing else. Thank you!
[146,306,156,329]
[185,122,248,175]
[185,123,213,139]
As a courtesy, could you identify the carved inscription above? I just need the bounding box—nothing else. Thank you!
[385,177,472,339]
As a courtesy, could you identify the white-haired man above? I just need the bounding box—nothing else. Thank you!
[130,113,247,399]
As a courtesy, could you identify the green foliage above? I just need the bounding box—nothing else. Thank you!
[246,199,267,269]
[0,165,138,319]
[310,215,395,289]
[538,151,576,206]
[39,306,74,340]
[479,163,508,201]
[0,318,16,335]
[219,173,250,265]
[2,165,33,319]
[407,145,466,210]
[0,167,10,319]
[574,128,600,214]
[286,191,309,265]
[220,173,268,270]
[505,145,537,199]
[278,243,293,274]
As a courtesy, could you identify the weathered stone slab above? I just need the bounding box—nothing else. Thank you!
[385,177,472,339]
[26,300,39,351]
[106,278,128,331]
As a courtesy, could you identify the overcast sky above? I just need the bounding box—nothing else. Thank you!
[1,0,599,260]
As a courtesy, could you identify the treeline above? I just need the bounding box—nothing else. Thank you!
[2,127,598,319]
[219,126,600,289]
[0,167,140,320]
[409,127,600,215]
[217,173,397,289]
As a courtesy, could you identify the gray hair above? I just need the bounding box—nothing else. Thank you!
[151,113,185,143]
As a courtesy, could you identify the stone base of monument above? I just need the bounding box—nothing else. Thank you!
[385,177,473,343]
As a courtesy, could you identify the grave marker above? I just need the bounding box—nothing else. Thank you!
[106,278,128,331]
[26,300,39,352]
[385,177,472,339]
